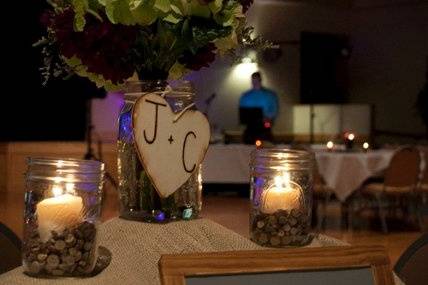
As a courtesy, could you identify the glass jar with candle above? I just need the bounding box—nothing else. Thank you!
[23,158,104,277]
[250,149,314,247]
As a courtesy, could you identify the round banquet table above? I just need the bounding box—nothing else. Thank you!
[202,144,394,202]
[315,150,394,201]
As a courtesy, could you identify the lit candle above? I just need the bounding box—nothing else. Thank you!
[36,185,83,241]
[363,142,370,150]
[347,133,355,141]
[326,141,334,151]
[260,173,302,214]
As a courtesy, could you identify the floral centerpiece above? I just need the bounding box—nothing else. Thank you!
[37,0,268,223]
[38,0,266,89]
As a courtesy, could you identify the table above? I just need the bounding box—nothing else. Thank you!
[315,150,394,201]
[202,144,394,201]
[0,218,355,285]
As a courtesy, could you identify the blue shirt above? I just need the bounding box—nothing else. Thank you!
[239,88,279,120]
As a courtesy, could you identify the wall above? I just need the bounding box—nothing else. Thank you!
[348,0,428,134]
[189,0,350,134]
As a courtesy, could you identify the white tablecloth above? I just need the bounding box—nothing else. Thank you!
[202,144,394,202]
[315,150,394,201]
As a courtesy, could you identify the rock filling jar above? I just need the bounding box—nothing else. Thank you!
[250,149,314,247]
[23,158,104,277]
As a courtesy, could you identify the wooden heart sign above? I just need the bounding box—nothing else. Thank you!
[132,93,210,198]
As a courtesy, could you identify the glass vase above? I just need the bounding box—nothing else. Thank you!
[249,148,314,247]
[23,158,104,277]
[117,80,202,223]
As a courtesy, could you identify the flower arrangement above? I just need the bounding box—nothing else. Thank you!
[37,0,267,90]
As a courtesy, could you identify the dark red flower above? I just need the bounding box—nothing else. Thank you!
[179,43,217,71]
[240,0,253,13]
[50,9,138,84]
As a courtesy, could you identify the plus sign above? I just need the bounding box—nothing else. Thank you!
[168,135,174,144]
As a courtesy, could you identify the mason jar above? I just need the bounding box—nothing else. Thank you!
[117,80,202,223]
[23,158,104,277]
[249,149,314,247]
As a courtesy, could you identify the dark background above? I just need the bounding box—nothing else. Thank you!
[0,1,104,141]
[300,32,350,104]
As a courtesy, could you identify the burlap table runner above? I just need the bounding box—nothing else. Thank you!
[0,218,401,285]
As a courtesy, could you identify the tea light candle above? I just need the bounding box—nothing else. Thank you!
[260,173,302,214]
[36,185,83,241]
[363,142,370,151]
[326,141,334,151]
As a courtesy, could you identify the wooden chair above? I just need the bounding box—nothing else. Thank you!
[313,164,335,230]
[0,222,21,274]
[416,149,428,230]
[394,233,428,285]
[349,147,421,233]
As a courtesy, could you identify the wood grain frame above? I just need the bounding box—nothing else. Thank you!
[159,246,394,285]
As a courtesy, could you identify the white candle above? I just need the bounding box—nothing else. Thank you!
[36,186,83,241]
[260,173,302,214]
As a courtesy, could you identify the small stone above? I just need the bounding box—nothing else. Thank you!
[291,209,301,218]
[270,236,281,247]
[289,218,297,226]
[154,211,166,222]
[290,227,298,235]
[83,242,92,252]
[258,233,269,244]
[257,221,265,229]
[278,216,288,225]
[55,240,66,251]
[27,253,37,262]
[65,234,76,246]
[37,253,47,262]
[265,224,276,233]
[182,208,193,220]
[78,260,87,267]
[30,246,40,253]
[62,255,75,266]
[283,224,291,232]
[76,239,84,249]
[46,254,60,268]
[281,236,293,245]
[277,230,285,237]
[29,261,42,274]
[52,269,64,276]
[268,215,277,225]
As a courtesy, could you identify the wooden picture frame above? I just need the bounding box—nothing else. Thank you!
[159,246,394,285]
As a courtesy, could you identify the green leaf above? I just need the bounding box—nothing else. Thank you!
[208,0,222,15]
[170,4,183,15]
[190,0,211,18]
[105,0,136,25]
[163,13,181,24]
[130,0,158,25]
[72,0,89,31]
[154,0,171,13]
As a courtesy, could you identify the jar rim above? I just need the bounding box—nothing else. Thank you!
[27,157,104,170]
[124,80,194,102]
[250,148,314,171]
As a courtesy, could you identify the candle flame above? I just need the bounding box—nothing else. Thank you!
[274,173,291,192]
[52,185,63,197]
[326,141,334,149]
[65,183,75,193]
[363,142,369,149]
[348,133,355,141]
